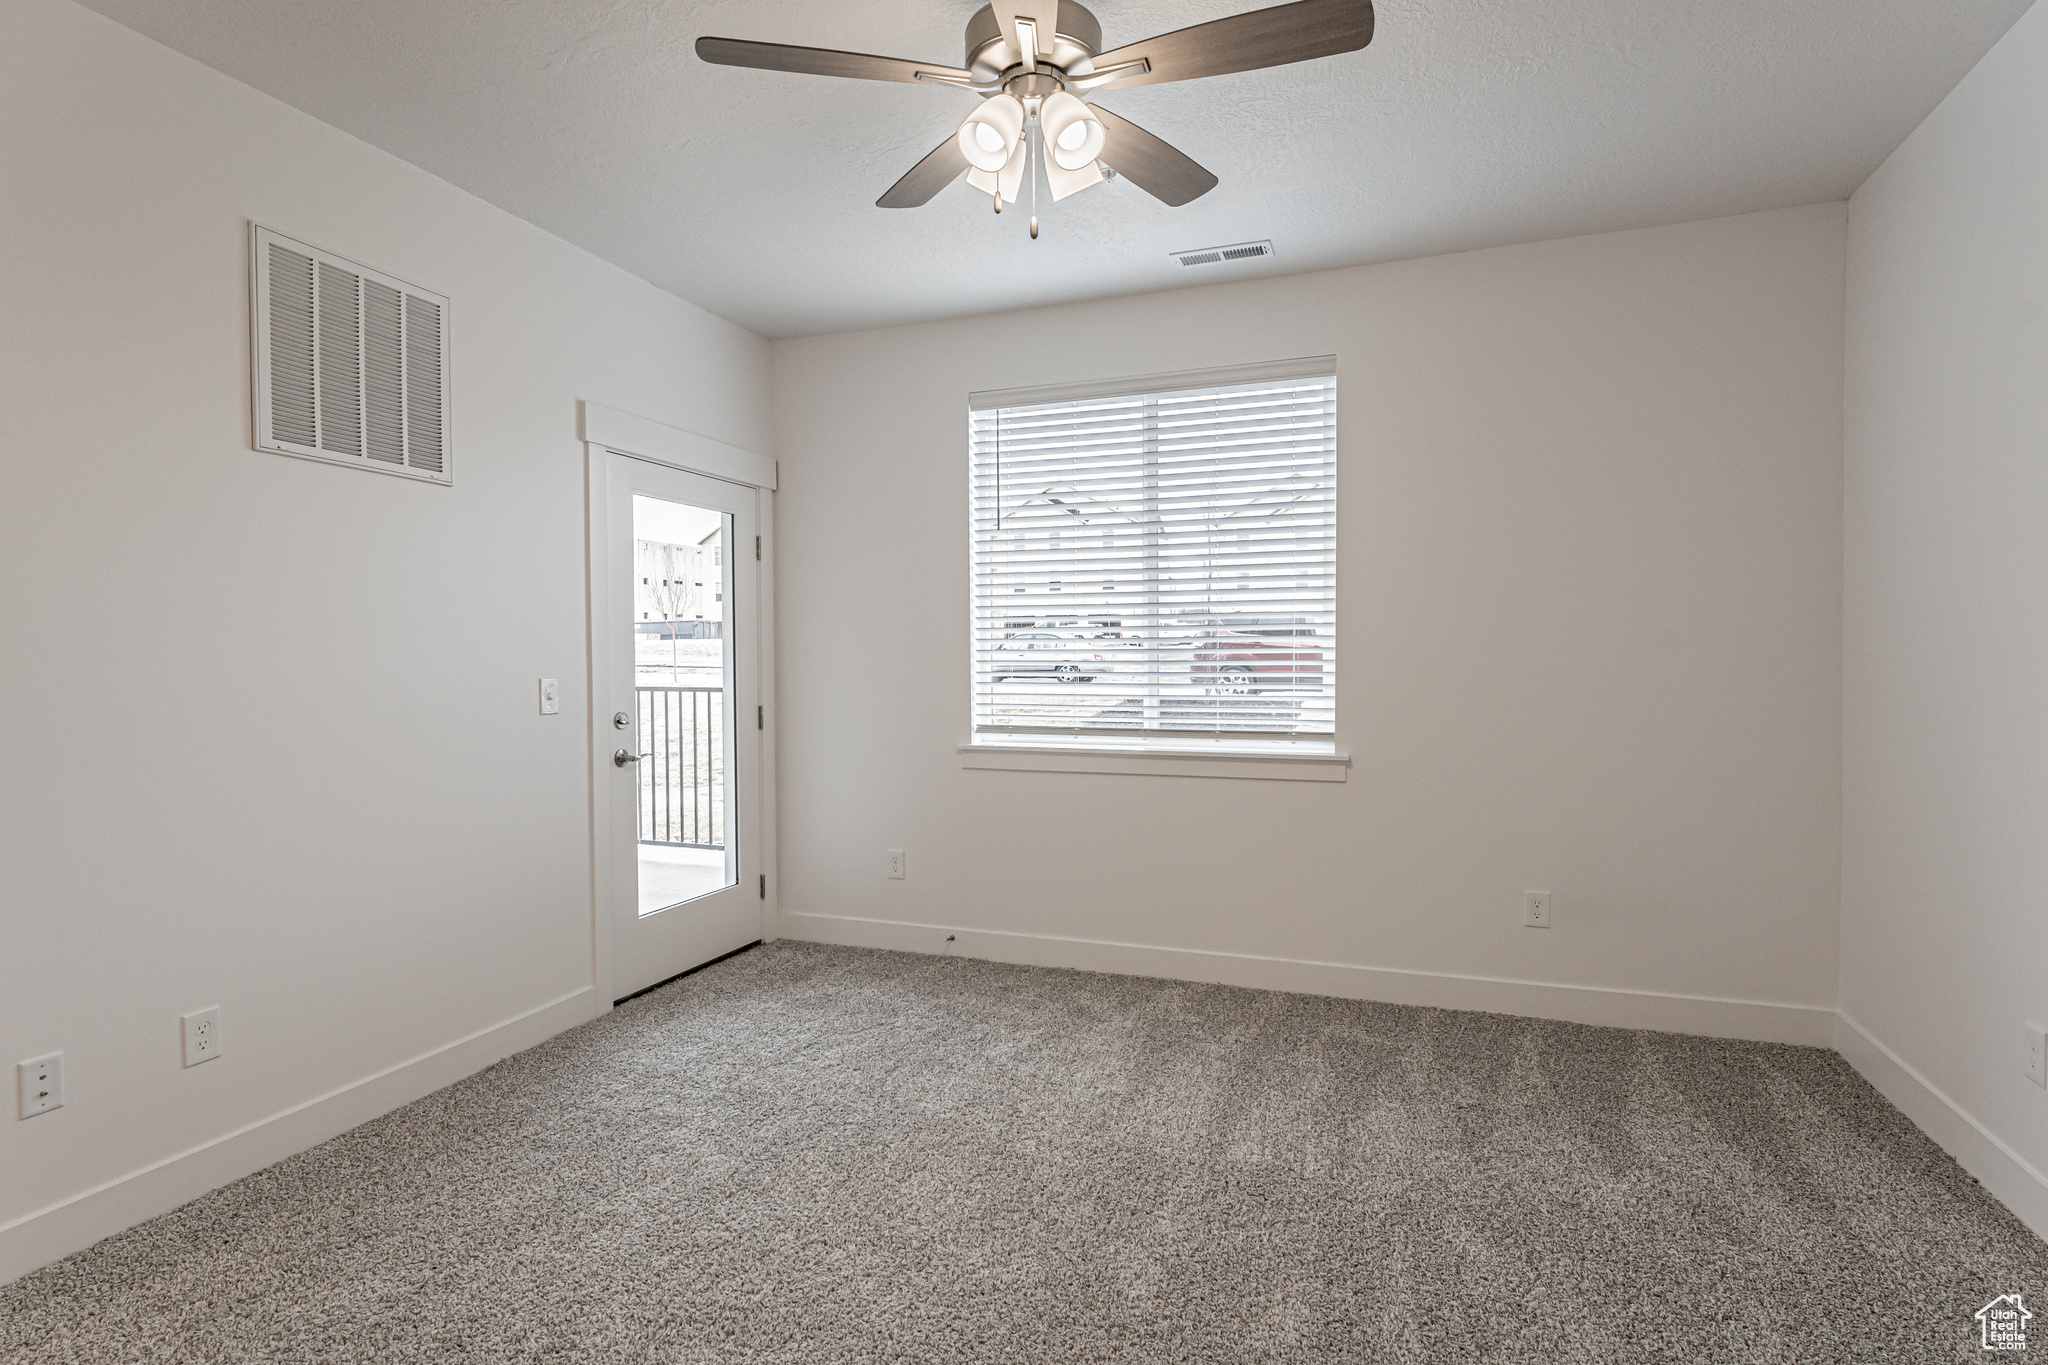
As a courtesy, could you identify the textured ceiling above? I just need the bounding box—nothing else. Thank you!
[79,0,2035,338]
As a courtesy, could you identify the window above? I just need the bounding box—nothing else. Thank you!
[970,361,1336,754]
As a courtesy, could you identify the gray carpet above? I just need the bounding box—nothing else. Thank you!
[6,942,2045,1363]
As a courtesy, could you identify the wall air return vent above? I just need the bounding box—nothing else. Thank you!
[251,226,451,484]
[1170,240,1274,268]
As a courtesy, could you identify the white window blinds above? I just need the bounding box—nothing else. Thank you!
[970,364,1336,751]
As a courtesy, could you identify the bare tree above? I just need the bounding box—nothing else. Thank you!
[647,543,695,681]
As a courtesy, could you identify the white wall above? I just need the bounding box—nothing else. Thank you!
[1839,0,2048,1233]
[0,0,768,1280]
[770,204,1846,1042]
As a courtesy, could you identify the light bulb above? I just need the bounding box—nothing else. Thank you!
[1039,92,1105,172]
[956,95,1026,174]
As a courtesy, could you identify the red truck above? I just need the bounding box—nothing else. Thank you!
[1188,628,1326,694]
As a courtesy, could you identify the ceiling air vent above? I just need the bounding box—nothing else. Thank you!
[1170,240,1274,268]
[250,225,451,485]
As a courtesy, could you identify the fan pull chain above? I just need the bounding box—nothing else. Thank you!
[994,124,1019,214]
[1029,111,1040,240]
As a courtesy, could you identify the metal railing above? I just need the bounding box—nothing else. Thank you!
[637,686,724,849]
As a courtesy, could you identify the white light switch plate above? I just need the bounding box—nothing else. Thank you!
[181,1007,223,1067]
[539,678,560,715]
[18,1053,63,1119]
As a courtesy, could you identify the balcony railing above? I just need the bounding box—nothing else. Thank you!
[637,686,724,849]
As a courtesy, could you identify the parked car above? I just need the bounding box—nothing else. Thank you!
[1188,629,1325,693]
[989,631,1108,683]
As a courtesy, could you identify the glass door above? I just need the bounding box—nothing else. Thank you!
[602,453,760,998]
[632,492,736,911]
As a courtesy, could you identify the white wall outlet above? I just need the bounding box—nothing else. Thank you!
[539,678,560,715]
[2027,1023,2047,1087]
[181,1007,223,1068]
[887,849,906,880]
[17,1053,63,1119]
[1524,891,1552,929]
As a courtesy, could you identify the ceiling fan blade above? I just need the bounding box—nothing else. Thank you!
[877,135,971,208]
[1000,0,1063,64]
[1085,0,1373,90]
[695,37,973,86]
[1091,107,1218,207]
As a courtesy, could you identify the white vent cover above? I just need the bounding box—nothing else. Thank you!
[1170,240,1274,268]
[251,226,451,484]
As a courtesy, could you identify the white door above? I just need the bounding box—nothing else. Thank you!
[599,453,762,998]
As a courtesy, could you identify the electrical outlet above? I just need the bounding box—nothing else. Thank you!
[17,1053,63,1119]
[181,1007,223,1068]
[539,678,560,715]
[1524,891,1552,929]
[2027,1023,2047,1088]
[887,849,905,880]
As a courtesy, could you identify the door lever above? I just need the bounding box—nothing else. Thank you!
[614,749,650,767]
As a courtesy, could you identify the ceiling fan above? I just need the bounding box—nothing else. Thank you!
[696,0,1374,235]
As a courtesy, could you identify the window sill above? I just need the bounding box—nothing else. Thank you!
[958,743,1349,783]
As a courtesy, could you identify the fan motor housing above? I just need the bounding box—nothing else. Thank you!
[964,2,1103,87]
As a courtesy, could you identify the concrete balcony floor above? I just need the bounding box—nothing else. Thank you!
[638,844,730,917]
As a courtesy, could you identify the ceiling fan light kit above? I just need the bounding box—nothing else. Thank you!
[696,0,1374,237]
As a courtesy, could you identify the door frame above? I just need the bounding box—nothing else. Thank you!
[582,401,778,1006]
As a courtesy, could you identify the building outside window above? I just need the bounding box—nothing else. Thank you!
[635,526,724,633]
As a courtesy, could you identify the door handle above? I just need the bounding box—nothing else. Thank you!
[614,749,650,767]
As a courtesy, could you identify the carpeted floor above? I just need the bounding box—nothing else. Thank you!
[5,942,2045,1363]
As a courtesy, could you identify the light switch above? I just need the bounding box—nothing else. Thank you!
[540,678,560,715]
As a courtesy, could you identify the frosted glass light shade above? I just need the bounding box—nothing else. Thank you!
[965,137,1029,204]
[1040,93,1104,172]
[957,95,1026,173]
[1044,151,1104,202]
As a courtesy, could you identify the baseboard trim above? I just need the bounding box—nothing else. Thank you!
[1833,1011,2048,1241]
[0,986,602,1286]
[774,911,1835,1046]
